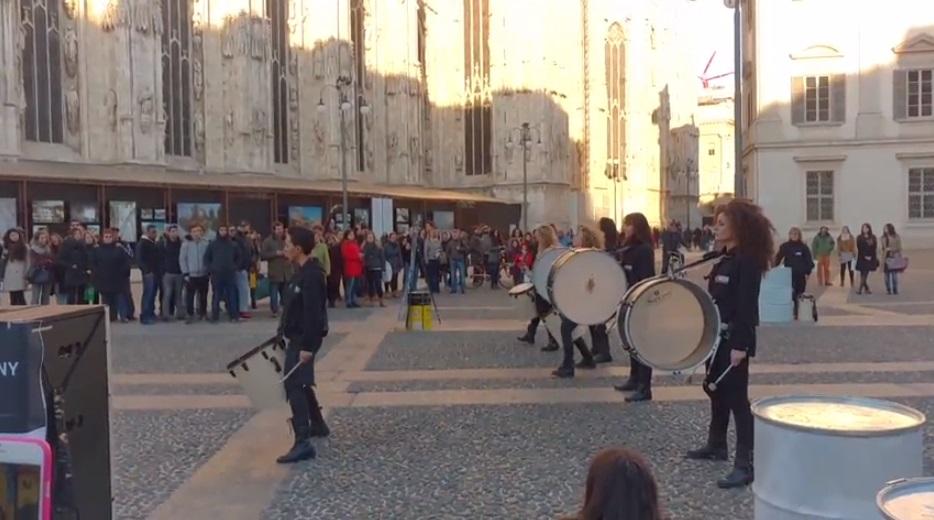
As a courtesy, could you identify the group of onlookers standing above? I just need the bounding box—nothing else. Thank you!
[775,223,906,315]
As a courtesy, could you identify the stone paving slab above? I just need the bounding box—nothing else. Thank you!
[346,370,934,394]
[366,331,567,370]
[756,325,934,364]
[863,303,934,316]
[111,324,346,373]
[112,408,254,519]
[112,383,243,395]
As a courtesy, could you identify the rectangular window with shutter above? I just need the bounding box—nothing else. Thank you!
[805,170,834,222]
[908,167,934,220]
[792,75,845,126]
[906,69,933,119]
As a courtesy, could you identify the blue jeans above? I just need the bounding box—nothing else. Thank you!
[450,259,466,294]
[269,281,287,314]
[426,260,441,293]
[343,277,358,307]
[141,273,157,323]
[102,291,129,321]
[211,274,239,320]
[884,270,899,294]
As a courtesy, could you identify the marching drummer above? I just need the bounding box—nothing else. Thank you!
[551,225,601,378]
[276,226,330,464]
[685,199,774,489]
[612,213,656,402]
[517,225,560,351]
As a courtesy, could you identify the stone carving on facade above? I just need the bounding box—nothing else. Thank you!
[385,77,398,96]
[104,90,118,131]
[102,0,129,31]
[409,137,419,166]
[221,14,270,61]
[224,111,235,145]
[365,144,375,171]
[134,0,151,33]
[251,18,270,61]
[312,47,325,79]
[64,28,79,78]
[13,25,26,108]
[288,53,298,76]
[289,117,299,161]
[193,59,204,100]
[152,0,164,35]
[138,88,154,133]
[64,0,78,19]
[251,108,267,145]
[454,152,464,172]
[312,117,326,155]
[363,111,373,131]
[387,132,399,161]
[65,89,80,135]
[289,85,298,111]
[193,112,205,152]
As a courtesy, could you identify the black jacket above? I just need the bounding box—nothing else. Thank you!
[160,237,183,275]
[135,237,162,275]
[775,241,814,276]
[91,243,132,293]
[279,259,329,352]
[205,237,242,278]
[233,233,253,271]
[618,241,655,287]
[707,250,763,356]
[57,237,90,288]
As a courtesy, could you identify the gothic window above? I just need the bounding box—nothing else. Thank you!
[463,0,491,176]
[605,23,625,181]
[268,0,288,164]
[161,0,192,156]
[21,0,64,144]
[351,0,366,171]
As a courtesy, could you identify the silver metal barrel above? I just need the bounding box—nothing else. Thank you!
[752,396,926,520]
[877,477,934,520]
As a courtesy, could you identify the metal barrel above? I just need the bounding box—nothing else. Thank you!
[876,477,934,519]
[752,395,926,520]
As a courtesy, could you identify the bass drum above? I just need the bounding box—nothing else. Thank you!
[617,277,722,372]
[547,249,627,325]
[532,247,569,303]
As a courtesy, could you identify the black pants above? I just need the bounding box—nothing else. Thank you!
[327,277,341,306]
[859,270,871,292]
[590,324,610,358]
[366,270,384,298]
[283,342,322,438]
[560,316,593,371]
[526,316,558,345]
[185,276,210,318]
[629,355,653,391]
[791,273,806,318]
[839,262,854,286]
[704,348,753,469]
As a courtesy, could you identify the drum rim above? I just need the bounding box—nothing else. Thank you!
[547,248,626,325]
[225,336,282,370]
[876,477,934,519]
[752,395,927,437]
[508,282,535,295]
[618,277,721,372]
[532,247,570,303]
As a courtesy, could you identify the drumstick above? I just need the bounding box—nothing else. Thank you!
[279,362,303,383]
[706,365,732,392]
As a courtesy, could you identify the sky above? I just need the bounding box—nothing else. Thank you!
[680,0,737,90]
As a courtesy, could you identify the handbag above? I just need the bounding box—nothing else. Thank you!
[27,266,51,285]
[885,255,909,272]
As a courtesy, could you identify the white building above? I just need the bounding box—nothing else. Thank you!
[743,0,934,246]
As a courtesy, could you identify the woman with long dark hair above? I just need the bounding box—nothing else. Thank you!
[612,213,656,402]
[855,223,878,295]
[837,226,856,287]
[774,227,813,320]
[686,199,774,489]
[561,447,663,520]
[589,218,621,364]
[1,228,28,305]
[881,223,902,295]
[28,229,56,305]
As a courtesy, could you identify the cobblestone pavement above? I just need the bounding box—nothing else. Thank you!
[103,252,934,519]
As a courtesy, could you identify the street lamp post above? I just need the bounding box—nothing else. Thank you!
[506,122,542,231]
[317,76,370,231]
[726,0,743,198]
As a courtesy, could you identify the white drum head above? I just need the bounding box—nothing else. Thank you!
[619,278,721,371]
[532,247,569,303]
[508,282,535,297]
[548,249,627,325]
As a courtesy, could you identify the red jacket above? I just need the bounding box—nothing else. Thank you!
[341,240,364,278]
[514,251,533,270]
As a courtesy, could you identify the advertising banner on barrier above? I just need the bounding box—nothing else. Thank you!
[0,324,46,436]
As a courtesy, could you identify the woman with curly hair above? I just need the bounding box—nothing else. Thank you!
[685,199,774,489]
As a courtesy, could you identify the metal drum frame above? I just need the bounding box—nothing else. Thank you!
[616,276,722,373]
[546,248,627,326]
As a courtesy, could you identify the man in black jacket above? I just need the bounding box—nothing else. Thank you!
[205,225,241,323]
[91,229,132,322]
[276,226,329,464]
[136,226,162,325]
[234,221,254,319]
[160,225,185,321]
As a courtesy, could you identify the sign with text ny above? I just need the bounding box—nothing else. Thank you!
[0,324,46,435]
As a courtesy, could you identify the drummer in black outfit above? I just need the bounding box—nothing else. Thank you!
[612,212,656,402]
[276,226,331,464]
[552,225,601,379]
[686,199,774,489]
[517,225,561,351]
[588,218,619,364]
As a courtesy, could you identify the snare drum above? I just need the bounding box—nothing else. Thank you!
[547,248,627,325]
[532,247,569,303]
[508,282,538,319]
[226,337,288,410]
[617,277,721,372]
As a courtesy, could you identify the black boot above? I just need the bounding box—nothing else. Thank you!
[614,357,640,392]
[276,419,316,464]
[306,389,331,438]
[541,340,559,352]
[625,387,652,402]
[551,367,574,378]
[575,358,597,369]
[717,465,754,489]
[517,334,535,345]
[685,444,728,461]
